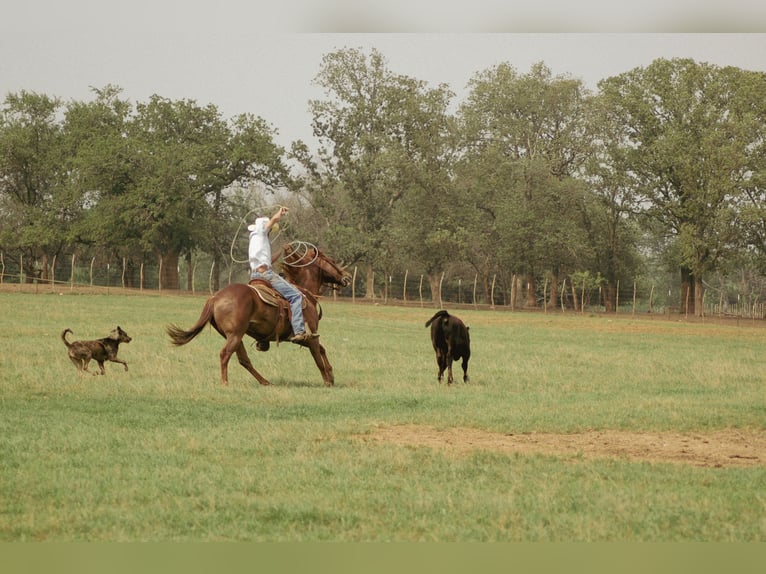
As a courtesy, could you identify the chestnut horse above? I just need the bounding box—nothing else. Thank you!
[166,243,351,386]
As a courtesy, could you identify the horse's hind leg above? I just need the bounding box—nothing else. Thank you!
[219,335,239,385]
[235,342,271,386]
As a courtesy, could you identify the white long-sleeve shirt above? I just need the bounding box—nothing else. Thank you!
[248,217,272,271]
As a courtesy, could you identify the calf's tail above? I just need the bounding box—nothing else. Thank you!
[425,309,449,327]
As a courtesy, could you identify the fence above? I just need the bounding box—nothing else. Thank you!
[0,252,250,294]
[3,252,766,320]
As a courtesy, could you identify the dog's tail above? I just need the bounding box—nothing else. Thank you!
[425,310,449,328]
[166,298,215,346]
[61,328,74,348]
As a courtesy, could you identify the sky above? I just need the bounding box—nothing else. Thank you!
[2,2,765,149]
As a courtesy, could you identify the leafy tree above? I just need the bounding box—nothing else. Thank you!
[583,93,645,311]
[88,94,289,290]
[0,91,66,280]
[456,62,593,307]
[384,78,459,302]
[60,85,138,280]
[598,58,766,315]
[302,47,449,297]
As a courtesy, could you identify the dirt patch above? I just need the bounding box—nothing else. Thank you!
[363,424,766,468]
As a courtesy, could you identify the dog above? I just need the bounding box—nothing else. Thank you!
[61,326,132,375]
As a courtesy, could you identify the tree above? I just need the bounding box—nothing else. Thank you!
[113,95,289,290]
[456,62,593,307]
[302,47,448,298]
[384,77,459,303]
[0,91,66,281]
[598,58,766,315]
[584,93,645,311]
[60,85,139,282]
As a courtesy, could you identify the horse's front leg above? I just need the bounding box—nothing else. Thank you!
[301,338,334,386]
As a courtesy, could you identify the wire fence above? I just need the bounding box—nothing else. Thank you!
[3,251,766,320]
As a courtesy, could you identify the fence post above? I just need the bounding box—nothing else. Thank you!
[51,254,57,291]
[352,266,358,304]
[561,278,566,312]
[438,272,445,308]
[632,281,637,315]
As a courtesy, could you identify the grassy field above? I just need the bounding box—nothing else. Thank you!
[1,289,765,541]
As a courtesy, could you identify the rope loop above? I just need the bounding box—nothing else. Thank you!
[282,241,319,268]
[229,205,288,264]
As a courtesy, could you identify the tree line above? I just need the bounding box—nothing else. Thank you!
[2,49,766,315]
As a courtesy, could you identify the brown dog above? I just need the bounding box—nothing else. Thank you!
[61,326,132,375]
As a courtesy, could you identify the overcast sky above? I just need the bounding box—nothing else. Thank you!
[2,2,765,149]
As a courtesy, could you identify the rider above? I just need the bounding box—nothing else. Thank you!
[248,206,317,343]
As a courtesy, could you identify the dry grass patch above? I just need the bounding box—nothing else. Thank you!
[363,424,766,468]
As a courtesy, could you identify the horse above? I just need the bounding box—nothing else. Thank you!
[166,242,352,386]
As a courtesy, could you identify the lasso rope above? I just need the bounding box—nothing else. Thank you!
[282,241,319,268]
[229,205,287,264]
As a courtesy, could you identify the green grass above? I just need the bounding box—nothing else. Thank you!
[1,290,765,541]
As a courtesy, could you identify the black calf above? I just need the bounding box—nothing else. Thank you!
[425,310,470,384]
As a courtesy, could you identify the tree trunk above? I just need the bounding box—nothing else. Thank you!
[604,282,615,313]
[159,250,180,290]
[571,280,579,312]
[426,273,442,307]
[547,272,558,309]
[680,266,695,315]
[365,263,375,300]
[525,273,537,308]
[694,275,705,317]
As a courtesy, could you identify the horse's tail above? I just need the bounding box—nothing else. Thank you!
[61,328,73,348]
[166,298,215,346]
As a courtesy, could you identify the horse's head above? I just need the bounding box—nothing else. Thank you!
[281,242,352,294]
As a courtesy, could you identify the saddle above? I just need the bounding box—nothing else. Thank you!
[247,279,312,349]
[247,279,309,310]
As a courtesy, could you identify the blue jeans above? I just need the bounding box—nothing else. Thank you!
[251,268,306,335]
